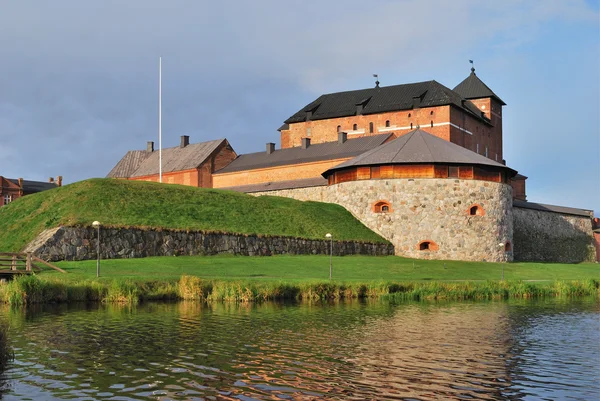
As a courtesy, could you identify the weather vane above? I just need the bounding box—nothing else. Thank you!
[469,59,475,73]
[373,74,380,88]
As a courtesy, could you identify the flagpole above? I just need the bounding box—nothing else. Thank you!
[159,56,162,183]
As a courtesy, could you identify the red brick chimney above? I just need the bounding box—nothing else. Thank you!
[18,178,23,188]
[49,177,54,183]
[57,176,63,187]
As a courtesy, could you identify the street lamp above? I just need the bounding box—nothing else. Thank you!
[498,242,505,281]
[325,233,333,280]
[92,221,101,277]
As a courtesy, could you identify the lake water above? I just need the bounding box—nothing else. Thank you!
[0,298,598,400]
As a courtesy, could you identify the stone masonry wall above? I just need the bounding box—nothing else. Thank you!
[254,178,513,262]
[25,227,394,262]
[513,207,595,263]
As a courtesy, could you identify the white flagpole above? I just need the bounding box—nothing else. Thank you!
[159,56,162,183]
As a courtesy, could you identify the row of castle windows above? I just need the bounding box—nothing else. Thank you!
[417,240,512,252]
[373,201,485,216]
[329,111,437,134]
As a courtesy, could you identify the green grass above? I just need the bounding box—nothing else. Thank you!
[0,255,597,305]
[44,255,600,283]
[0,178,387,252]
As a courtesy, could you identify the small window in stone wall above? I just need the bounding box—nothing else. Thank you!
[418,240,439,251]
[369,122,374,133]
[385,120,390,127]
[504,242,512,252]
[353,123,358,130]
[468,204,485,216]
[372,200,393,213]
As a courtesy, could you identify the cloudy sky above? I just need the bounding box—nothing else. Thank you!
[1,0,598,214]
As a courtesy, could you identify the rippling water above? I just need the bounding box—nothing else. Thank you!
[0,298,598,400]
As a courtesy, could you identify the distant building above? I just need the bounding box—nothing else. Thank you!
[0,176,62,207]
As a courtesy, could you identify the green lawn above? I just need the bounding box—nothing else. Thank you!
[43,255,600,283]
[0,178,387,252]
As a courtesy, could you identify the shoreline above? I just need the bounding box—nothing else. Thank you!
[0,274,598,305]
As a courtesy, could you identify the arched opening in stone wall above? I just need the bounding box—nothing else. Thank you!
[504,242,512,252]
[468,204,485,216]
[418,240,439,251]
[372,200,393,213]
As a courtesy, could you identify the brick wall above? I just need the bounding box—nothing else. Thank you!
[212,158,349,188]
[0,177,23,207]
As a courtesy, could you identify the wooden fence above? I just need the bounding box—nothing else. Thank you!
[0,253,66,276]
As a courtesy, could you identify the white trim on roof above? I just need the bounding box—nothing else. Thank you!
[378,122,473,135]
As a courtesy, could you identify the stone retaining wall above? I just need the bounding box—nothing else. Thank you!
[513,207,595,263]
[24,227,394,262]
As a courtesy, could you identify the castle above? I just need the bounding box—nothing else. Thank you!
[108,68,597,263]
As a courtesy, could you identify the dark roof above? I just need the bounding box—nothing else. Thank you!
[283,80,490,125]
[107,139,228,178]
[216,134,392,174]
[106,150,151,178]
[221,177,327,193]
[513,199,593,218]
[7,179,57,193]
[322,129,517,177]
[453,69,506,105]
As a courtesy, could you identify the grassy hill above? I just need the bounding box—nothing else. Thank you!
[0,178,388,252]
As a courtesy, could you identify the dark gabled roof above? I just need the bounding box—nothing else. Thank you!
[221,177,328,193]
[216,134,392,174]
[107,139,229,178]
[322,129,517,177]
[7,179,57,193]
[513,199,593,218]
[453,68,506,105]
[106,150,151,178]
[283,80,491,125]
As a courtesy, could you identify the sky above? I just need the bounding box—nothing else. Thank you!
[1,0,599,214]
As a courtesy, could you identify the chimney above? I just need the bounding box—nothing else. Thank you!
[57,176,63,187]
[338,132,347,144]
[147,141,154,152]
[180,135,190,148]
[301,137,311,149]
[48,177,54,183]
[266,142,275,154]
[18,178,23,188]
[356,104,363,115]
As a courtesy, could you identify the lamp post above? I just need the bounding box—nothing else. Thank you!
[498,242,505,281]
[325,233,332,280]
[92,221,101,277]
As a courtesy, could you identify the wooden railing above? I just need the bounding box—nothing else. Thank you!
[0,253,66,275]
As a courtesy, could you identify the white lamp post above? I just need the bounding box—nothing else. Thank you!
[499,242,505,281]
[92,221,101,277]
[325,233,333,280]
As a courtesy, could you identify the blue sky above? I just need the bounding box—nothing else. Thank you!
[1,0,598,214]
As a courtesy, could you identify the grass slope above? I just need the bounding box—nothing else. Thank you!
[0,178,387,252]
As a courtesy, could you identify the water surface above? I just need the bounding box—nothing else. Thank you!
[1,298,598,400]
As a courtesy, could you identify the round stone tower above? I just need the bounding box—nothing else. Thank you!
[321,129,516,262]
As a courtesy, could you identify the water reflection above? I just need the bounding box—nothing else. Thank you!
[0,298,598,400]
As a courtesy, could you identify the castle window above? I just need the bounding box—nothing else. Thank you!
[337,125,341,133]
[369,122,374,133]
[306,127,311,137]
[353,123,358,130]
[3,194,12,205]
[430,110,434,115]
[430,120,433,128]
[408,113,411,118]
[504,242,512,252]
[410,123,413,129]
[468,204,485,216]
[418,240,439,251]
[372,200,393,213]
[385,120,390,127]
